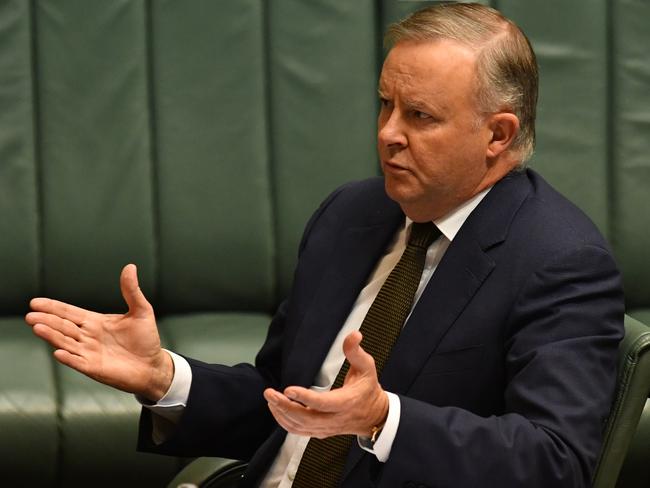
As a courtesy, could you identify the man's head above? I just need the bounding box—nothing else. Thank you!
[378,2,538,221]
[385,2,538,163]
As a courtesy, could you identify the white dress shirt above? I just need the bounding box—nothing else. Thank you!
[141,187,490,487]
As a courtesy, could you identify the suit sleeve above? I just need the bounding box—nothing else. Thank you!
[136,184,352,460]
[379,244,624,488]
[136,300,287,460]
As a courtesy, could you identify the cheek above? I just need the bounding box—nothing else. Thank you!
[409,139,446,177]
[410,138,475,191]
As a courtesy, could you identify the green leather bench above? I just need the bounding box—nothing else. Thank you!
[1,0,648,486]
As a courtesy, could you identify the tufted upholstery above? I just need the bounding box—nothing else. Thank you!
[0,0,648,486]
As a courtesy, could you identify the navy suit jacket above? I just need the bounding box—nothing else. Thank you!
[139,169,624,488]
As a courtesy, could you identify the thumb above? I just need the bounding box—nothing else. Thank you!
[120,264,153,317]
[343,331,376,375]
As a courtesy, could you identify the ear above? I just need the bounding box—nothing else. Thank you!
[486,112,520,158]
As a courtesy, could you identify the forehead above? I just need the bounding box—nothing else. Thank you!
[379,40,478,101]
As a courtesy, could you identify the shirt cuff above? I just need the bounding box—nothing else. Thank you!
[357,391,400,462]
[135,349,192,419]
[134,350,192,445]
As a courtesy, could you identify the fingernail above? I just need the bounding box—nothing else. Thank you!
[286,390,296,400]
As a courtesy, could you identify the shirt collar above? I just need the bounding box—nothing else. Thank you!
[405,186,492,242]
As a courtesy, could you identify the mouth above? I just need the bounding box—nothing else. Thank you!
[382,160,410,173]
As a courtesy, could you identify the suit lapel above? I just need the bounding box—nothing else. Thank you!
[380,237,495,392]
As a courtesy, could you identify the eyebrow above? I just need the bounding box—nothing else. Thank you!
[377,87,446,114]
[403,98,432,112]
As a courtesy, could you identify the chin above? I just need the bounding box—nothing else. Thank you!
[383,181,440,221]
[384,179,419,209]
[383,177,406,202]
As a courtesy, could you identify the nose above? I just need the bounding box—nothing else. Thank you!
[378,109,407,149]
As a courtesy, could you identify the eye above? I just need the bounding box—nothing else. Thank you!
[379,97,390,107]
[414,110,432,120]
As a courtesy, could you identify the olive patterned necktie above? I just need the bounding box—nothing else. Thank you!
[292,221,441,488]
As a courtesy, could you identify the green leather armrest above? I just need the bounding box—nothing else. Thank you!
[167,458,247,488]
[593,314,650,488]
[616,399,650,487]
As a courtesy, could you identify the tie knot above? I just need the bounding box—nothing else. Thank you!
[408,222,440,249]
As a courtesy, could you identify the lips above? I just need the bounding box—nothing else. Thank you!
[383,160,410,173]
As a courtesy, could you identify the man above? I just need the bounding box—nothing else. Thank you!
[25,3,623,487]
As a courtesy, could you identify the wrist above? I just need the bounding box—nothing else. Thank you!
[367,389,389,437]
[145,350,175,402]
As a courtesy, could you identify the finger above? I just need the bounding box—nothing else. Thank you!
[267,402,303,431]
[120,264,153,317]
[343,331,376,375]
[26,312,82,341]
[32,323,82,356]
[263,388,284,404]
[284,386,351,413]
[268,388,342,431]
[29,297,92,325]
[266,389,316,420]
[265,389,307,413]
[267,399,333,438]
[265,390,308,432]
[53,349,89,374]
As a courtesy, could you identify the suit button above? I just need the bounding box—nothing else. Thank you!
[403,482,417,488]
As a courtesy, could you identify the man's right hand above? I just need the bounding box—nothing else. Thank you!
[24,264,173,402]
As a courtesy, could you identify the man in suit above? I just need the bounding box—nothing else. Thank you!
[25,3,623,487]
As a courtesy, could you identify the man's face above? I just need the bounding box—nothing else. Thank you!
[378,40,497,221]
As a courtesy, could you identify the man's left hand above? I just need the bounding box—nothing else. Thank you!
[263,331,389,439]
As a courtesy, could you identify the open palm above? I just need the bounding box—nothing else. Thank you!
[25,264,173,401]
